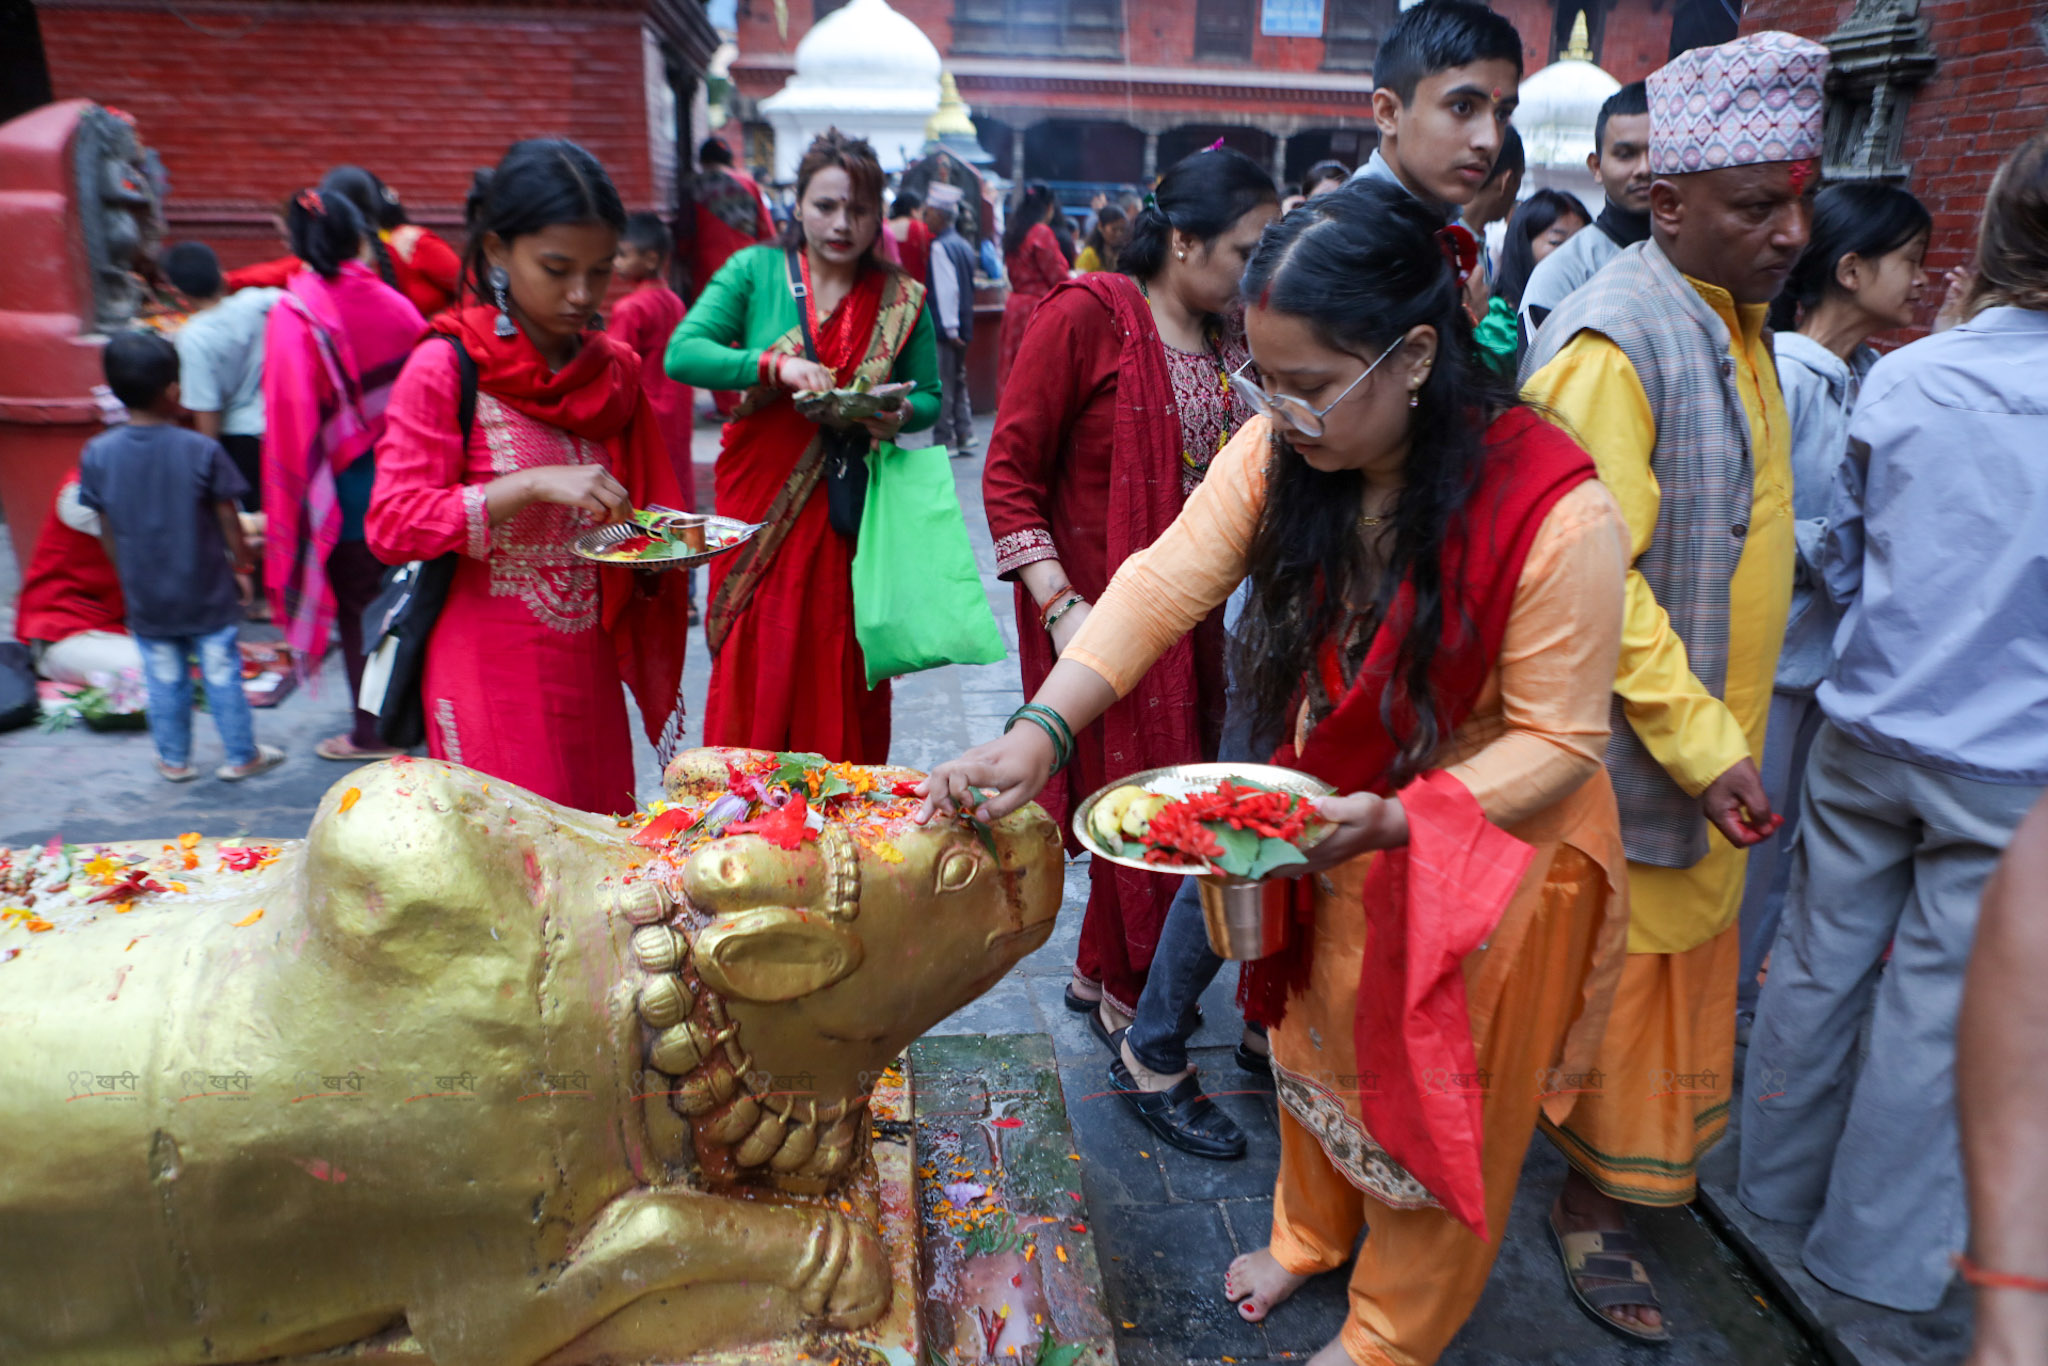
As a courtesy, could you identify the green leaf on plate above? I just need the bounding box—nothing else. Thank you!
[1208,823,1262,878]
[1248,835,1310,880]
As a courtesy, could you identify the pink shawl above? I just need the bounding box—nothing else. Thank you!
[262,261,426,666]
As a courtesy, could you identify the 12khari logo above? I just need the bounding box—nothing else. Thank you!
[403,1068,483,1103]
[1648,1066,1721,1098]
[289,1068,369,1103]
[177,1068,254,1101]
[65,1067,141,1101]
[1535,1066,1605,1099]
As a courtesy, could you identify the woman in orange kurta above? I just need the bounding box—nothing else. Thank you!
[919,184,1632,1365]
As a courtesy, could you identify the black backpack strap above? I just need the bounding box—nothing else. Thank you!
[438,333,478,443]
[785,248,820,363]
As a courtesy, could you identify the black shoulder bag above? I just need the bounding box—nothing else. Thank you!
[358,335,473,748]
[787,248,871,540]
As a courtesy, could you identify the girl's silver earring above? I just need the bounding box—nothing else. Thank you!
[489,266,516,338]
[1408,389,1421,408]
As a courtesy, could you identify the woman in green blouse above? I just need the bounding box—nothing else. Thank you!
[666,129,938,762]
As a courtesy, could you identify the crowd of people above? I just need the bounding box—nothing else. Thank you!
[10,1,2047,1361]
[914,3,2048,1364]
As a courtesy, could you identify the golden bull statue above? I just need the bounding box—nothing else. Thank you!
[0,749,1064,1365]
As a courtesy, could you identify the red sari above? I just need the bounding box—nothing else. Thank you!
[983,272,1252,1014]
[997,222,1068,400]
[701,265,925,763]
[366,306,692,813]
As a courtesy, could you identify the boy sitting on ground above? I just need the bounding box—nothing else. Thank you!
[78,330,284,783]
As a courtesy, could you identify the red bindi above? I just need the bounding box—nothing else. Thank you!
[1787,158,1818,194]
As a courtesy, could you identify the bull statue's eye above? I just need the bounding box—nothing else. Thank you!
[935,848,979,893]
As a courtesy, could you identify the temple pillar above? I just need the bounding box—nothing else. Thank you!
[1011,126,1026,181]
[1272,133,1289,188]
[1142,131,1158,181]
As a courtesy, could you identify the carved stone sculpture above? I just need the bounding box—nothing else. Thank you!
[0,750,1063,1365]
[1821,0,1939,184]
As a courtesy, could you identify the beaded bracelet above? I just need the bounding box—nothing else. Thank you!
[1042,595,1085,633]
[1037,586,1082,629]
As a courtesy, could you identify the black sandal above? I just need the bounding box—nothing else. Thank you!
[1546,1211,1672,1344]
[1234,1041,1272,1077]
[1108,1040,1246,1161]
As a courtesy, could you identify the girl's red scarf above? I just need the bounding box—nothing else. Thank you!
[432,306,694,759]
[1241,407,1595,1240]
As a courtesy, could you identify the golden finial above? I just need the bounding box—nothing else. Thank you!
[1563,10,1593,62]
[926,71,977,140]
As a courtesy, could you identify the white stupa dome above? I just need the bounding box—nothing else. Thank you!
[1514,55,1621,168]
[760,0,943,179]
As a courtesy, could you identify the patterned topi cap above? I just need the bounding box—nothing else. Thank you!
[1647,30,1829,175]
[924,182,964,210]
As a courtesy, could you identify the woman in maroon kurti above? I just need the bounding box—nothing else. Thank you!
[983,148,1279,1032]
[996,183,1069,400]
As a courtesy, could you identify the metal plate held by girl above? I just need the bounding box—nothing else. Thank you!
[1071,762,1337,878]
[571,512,762,571]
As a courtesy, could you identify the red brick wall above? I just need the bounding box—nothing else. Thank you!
[1742,0,2048,329]
[38,1,664,267]
[734,0,1333,78]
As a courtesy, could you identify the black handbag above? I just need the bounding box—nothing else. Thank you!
[358,335,474,748]
[787,249,870,540]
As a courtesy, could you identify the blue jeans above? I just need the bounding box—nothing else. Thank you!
[1125,582,1271,1075]
[135,622,256,769]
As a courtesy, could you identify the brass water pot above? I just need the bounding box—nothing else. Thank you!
[1197,875,1291,960]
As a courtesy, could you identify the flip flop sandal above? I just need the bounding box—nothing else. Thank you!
[1546,1213,1672,1345]
[1063,982,1100,1015]
[1234,1041,1272,1077]
[315,737,405,762]
[1108,1037,1247,1160]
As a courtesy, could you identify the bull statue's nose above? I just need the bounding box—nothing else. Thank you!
[680,834,847,920]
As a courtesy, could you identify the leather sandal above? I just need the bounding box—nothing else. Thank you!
[1107,1039,1246,1160]
[1546,1211,1672,1344]
[1234,1041,1272,1077]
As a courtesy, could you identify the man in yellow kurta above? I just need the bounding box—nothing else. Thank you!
[1518,29,1829,1345]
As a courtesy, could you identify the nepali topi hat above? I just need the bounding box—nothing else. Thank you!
[924,182,965,210]
[1647,30,1829,175]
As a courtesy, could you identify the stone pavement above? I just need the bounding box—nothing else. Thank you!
[0,413,1871,1363]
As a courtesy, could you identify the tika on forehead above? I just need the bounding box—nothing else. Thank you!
[1646,30,1828,175]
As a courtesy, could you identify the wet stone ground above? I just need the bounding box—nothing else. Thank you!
[0,412,1915,1364]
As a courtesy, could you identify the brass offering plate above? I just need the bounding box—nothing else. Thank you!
[572,508,761,569]
[1071,762,1336,878]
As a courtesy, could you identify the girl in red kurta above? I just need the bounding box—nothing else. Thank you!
[366,139,690,814]
[996,184,1068,400]
[982,147,1278,1029]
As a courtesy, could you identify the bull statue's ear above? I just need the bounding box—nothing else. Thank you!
[692,909,864,1002]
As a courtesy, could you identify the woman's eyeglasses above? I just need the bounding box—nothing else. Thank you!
[1227,341,1402,440]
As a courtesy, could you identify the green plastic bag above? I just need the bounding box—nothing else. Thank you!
[851,442,1007,688]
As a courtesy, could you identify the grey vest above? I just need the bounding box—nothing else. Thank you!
[1521,239,1756,868]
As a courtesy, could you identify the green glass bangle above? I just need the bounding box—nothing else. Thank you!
[1017,702,1076,759]
[1005,708,1070,773]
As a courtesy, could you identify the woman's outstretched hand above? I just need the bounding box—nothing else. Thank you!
[1295,791,1410,875]
[914,725,1058,825]
[859,399,906,442]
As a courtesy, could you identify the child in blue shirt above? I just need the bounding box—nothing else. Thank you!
[78,330,285,782]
